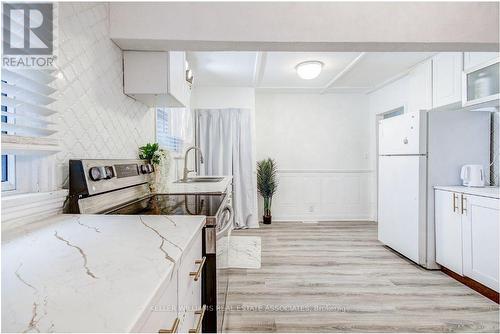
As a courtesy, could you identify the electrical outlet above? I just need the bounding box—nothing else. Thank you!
[309,205,314,213]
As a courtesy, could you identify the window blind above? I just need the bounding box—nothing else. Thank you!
[156,108,184,153]
[1,68,59,154]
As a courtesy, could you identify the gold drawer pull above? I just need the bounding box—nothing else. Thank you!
[189,256,206,281]
[159,317,180,333]
[189,305,206,333]
[461,194,467,215]
[453,193,459,212]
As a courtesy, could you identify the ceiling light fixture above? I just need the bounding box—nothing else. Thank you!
[295,61,323,80]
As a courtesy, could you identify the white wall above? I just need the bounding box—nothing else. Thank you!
[2,3,155,230]
[255,93,374,221]
[53,3,154,187]
[190,86,255,110]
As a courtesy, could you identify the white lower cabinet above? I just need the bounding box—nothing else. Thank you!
[463,195,500,292]
[137,229,205,333]
[435,189,499,292]
[435,190,463,274]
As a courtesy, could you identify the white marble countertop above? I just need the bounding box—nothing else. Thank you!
[166,176,232,194]
[1,214,205,333]
[434,185,500,199]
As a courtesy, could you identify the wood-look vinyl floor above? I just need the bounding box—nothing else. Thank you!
[223,221,499,333]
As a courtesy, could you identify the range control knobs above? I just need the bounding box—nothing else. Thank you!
[140,164,154,174]
[104,166,114,179]
[89,167,103,181]
[89,166,115,181]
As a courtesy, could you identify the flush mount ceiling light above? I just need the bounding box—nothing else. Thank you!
[295,61,323,80]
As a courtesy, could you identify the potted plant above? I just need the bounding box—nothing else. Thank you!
[139,143,171,193]
[257,158,278,224]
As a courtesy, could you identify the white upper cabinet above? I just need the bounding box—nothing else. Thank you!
[463,52,499,70]
[432,52,463,109]
[462,56,499,108]
[124,51,190,108]
[408,59,432,113]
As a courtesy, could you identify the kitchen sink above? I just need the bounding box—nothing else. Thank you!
[174,177,224,183]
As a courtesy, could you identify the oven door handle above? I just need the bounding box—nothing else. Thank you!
[216,205,233,236]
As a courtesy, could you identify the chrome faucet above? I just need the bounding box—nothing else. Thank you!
[182,146,204,181]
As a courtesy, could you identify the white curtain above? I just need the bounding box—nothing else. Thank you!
[196,108,258,229]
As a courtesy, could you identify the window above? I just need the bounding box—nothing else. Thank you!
[383,106,405,119]
[156,108,187,153]
[1,69,58,193]
[2,88,16,191]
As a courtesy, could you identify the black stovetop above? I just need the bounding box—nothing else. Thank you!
[106,193,226,216]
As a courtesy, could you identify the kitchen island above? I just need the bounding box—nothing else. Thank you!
[2,214,205,333]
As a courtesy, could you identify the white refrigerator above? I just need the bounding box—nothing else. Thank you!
[378,110,490,269]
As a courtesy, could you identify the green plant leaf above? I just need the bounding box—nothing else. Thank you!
[139,142,160,163]
[257,158,278,214]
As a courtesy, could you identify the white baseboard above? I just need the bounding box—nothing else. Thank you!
[270,218,376,222]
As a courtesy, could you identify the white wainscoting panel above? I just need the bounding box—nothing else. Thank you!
[271,170,374,221]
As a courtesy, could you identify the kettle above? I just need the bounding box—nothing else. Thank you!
[460,165,485,187]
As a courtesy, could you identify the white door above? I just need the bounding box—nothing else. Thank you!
[463,194,500,292]
[435,190,463,275]
[378,111,427,155]
[378,155,427,264]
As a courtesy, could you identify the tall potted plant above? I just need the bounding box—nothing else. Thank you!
[257,158,278,224]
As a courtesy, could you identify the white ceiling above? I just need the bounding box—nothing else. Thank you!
[187,52,435,93]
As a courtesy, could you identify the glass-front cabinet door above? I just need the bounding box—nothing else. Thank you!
[462,58,499,108]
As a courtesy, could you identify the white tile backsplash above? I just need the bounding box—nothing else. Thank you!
[52,3,154,187]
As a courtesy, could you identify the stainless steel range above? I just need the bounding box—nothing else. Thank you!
[67,159,232,333]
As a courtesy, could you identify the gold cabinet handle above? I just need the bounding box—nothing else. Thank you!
[188,305,206,333]
[189,256,206,281]
[159,317,180,333]
[453,193,459,212]
[461,194,467,215]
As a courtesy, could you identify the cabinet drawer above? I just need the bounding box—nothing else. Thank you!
[177,230,203,333]
[178,265,202,333]
[138,269,179,333]
[178,231,203,301]
[179,293,205,333]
